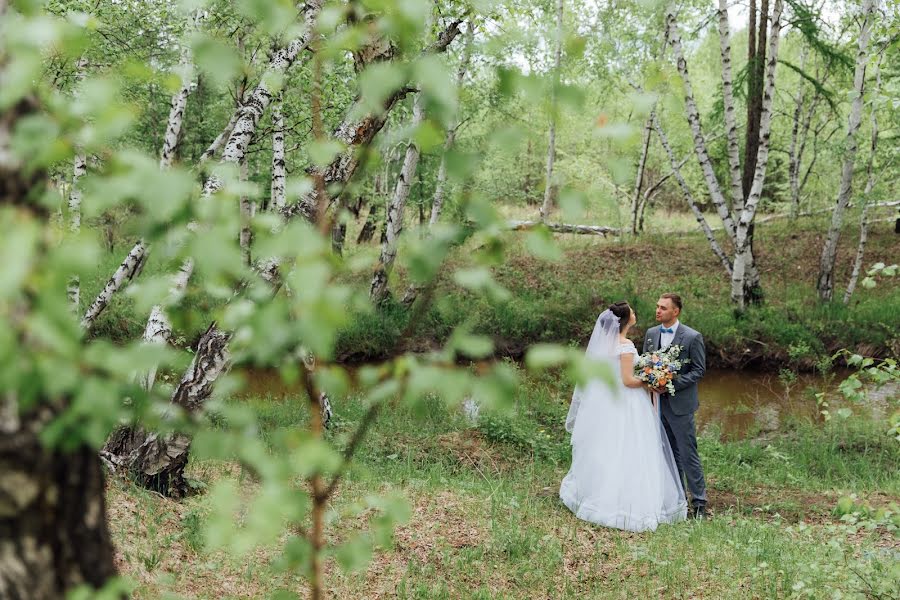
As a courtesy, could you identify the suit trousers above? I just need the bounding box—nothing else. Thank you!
[660,404,707,506]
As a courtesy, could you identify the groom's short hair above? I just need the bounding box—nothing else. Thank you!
[660,293,683,311]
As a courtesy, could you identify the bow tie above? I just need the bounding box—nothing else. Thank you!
[660,327,674,334]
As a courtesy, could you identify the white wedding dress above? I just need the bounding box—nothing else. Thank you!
[560,312,687,532]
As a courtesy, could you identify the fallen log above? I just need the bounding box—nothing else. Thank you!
[506,220,620,236]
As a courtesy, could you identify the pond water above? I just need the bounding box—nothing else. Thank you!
[238,367,894,440]
[697,369,825,438]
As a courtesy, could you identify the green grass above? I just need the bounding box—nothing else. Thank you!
[107,370,900,599]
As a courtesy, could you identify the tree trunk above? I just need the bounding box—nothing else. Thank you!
[716,0,744,213]
[816,0,875,302]
[202,0,322,196]
[67,151,86,313]
[66,57,89,314]
[1,411,118,599]
[357,201,379,243]
[270,93,286,210]
[731,0,784,309]
[138,258,194,390]
[506,220,619,236]
[665,6,738,244]
[103,323,231,498]
[630,117,652,234]
[159,32,198,169]
[539,0,563,222]
[844,55,881,304]
[239,157,253,266]
[788,47,808,220]
[81,239,148,330]
[652,113,732,276]
[370,96,426,303]
[1,81,118,595]
[281,21,464,225]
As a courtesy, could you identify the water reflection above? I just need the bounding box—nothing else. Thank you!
[697,369,841,439]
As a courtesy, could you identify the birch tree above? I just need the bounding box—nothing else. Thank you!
[539,0,563,221]
[630,117,652,234]
[816,0,877,302]
[665,0,784,309]
[430,21,474,227]
[80,14,201,332]
[67,56,89,313]
[844,54,882,304]
[1,10,118,595]
[108,20,465,496]
[371,95,426,303]
[270,93,286,210]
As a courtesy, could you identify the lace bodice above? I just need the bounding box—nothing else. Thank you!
[616,340,637,357]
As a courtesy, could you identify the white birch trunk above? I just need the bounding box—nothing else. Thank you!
[239,157,252,266]
[428,131,454,226]
[652,113,732,276]
[630,118,652,234]
[200,111,239,164]
[787,47,808,220]
[539,0,563,222]
[281,20,464,224]
[816,0,876,302]
[844,57,881,304]
[202,0,322,196]
[139,258,194,390]
[80,240,148,330]
[731,0,784,308]
[716,0,745,214]
[67,152,85,312]
[507,221,619,236]
[665,6,737,244]
[159,33,197,169]
[67,56,89,313]
[429,22,473,227]
[270,93,286,209]
[370,96,426,303]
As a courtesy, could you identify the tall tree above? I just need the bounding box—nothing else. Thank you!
[1,9,117,596]
[844,53,882,304]
[371,95,426,303]
[816,0,877,302]
[539,0,563,221]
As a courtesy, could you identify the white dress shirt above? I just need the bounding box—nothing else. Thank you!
[660,320,680,349]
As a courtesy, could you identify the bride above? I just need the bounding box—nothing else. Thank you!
[560,301,687,532]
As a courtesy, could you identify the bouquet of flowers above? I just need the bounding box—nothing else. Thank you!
[635,345,687,395]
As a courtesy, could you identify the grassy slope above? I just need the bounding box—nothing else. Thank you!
[86,211,899,369]
[339,214,900,367]
[108,369,900,599]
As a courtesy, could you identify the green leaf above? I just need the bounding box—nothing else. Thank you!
[525,228,562,262]
[192,34,241,90]
[525,344,568,370]
[308,139,345,167]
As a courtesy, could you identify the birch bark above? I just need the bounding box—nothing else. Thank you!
[652,113,732,276]
[816,0,876,302]
[539,0,563,221]
[67,56,89,313]
[731,0,784,308]
[844,55,882,304]
[630,118,652,235]
[370,96,426,303]
[270,93,286,209]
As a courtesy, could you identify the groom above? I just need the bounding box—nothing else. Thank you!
[643,293,708,519]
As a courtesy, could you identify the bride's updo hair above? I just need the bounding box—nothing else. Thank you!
[608,301,632,332]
